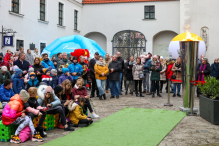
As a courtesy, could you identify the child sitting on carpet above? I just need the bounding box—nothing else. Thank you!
[26,73,40,91]
[67,96,93,127]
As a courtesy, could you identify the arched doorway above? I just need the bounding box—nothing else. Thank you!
[112,30,146,59]
[153,31,178,59]
[85,32,107,52]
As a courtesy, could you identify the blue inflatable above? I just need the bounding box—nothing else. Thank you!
[41,35,106,59]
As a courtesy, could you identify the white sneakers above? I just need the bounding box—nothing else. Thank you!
[92,112,99,119]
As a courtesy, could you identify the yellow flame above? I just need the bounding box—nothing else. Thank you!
[182,25,198,41]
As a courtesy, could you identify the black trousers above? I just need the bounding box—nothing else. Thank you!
[160,81,164,92]
[135,80,142,94]
[84,99,93,114]
[26,111,46,128]
[152,81,159,94]
[46,106,66,126]
[91,78,99,96]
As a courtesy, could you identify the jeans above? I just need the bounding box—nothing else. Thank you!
[135,80,142,94]
[96,79,106,96]
[106,75,110,90]
[143,73,150,92]
[119,73,123,92]
[126,80,135,92]
[173,83,181,94]
[109,80,120,96]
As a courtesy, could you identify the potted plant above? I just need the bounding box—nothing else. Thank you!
[197,76,219,125]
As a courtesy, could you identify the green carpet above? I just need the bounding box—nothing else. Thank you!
[43,108,186,146]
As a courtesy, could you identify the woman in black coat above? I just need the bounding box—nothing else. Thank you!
[32,57,44,82]
[125,56,135,95]
[196,57,211,97]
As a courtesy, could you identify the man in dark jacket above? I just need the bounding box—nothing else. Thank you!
[79,56,88,88]
[13,52,30,76]
[116,52,124,94]
[57,52,72,77]
[108,55,121,99]
[210,58,219,79]
[89,52,99,97]
[0,53,10,71]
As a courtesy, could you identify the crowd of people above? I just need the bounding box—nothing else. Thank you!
[0,47,216,143]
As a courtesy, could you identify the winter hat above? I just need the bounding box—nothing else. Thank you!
[29,67,34,73]
[73,56,78,60]
[12,65,19,72]
[160,56,163,59]
[15,68,23,75]
[62,68,69,74]
[45,86,53,94]
[53,60,58,63]
[43,68,50,74]
[19,90,30,101]
[39,82,47,86]
[48,66,53,71]
[0,53,3,57]
[54,85,63,95]
[153,55,158,59]
[51,69,57,75]
[30,72,36,77]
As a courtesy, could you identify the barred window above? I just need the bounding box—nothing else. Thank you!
[144,6,155,19]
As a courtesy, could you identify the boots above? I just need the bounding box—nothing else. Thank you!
[103,93,106,100]
[140,91,144,97]
[125,91,128,95]
[136,91,139,97]
[152,92,155,98]
[99,95,102,100]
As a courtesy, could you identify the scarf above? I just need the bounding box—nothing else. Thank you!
[129,61,136,66]
[96,61,106,66]
[198,64,207,81]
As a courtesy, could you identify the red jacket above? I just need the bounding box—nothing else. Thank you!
[0,60,10,71]
[166,61,175,79]
[72,86,87,99]
[4,53,12,62]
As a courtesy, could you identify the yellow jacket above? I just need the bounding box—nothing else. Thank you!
[67,104,87,125]
[94,62,109,80]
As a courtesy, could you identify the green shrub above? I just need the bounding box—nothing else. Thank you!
[197,76,219,100]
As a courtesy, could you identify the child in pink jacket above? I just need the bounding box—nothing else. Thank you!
[140,53,150,64]
[24,67,34,85]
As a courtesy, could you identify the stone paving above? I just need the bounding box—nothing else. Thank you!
[1,90,219,146]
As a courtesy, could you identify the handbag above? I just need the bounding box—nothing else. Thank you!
[139,72,145,79]
[171,75,176,79]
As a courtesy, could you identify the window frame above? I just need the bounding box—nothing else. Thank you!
[40,0,46,21]
[144,6,155,19]
[74,10,78,30]
[11,0,19,14]
[58,2,64,26]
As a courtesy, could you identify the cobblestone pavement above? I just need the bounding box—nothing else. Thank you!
[1,90,219,146]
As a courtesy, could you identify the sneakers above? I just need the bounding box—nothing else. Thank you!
[32,133,43,142]
[10,135,21,144]
[92,112,99,119]
[173,94,176,97]
[177,94,181,97]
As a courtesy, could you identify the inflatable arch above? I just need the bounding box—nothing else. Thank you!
[41,35,106,59]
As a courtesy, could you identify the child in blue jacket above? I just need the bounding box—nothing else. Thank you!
[13,69,25,94]
[68,57,83,86]
[51,69,58,88]
[26,72,40,91]
[58,68,73,85]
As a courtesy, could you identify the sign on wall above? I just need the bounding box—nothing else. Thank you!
[3,36,13,46]
[0,26,17,48]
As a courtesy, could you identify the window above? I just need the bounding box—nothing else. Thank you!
[11,0,19,13]
[58,3,63,26]
[40,43,46,53]
[16,40,24,51]
[144,6,155,19]
[74,10,78,30]
[40,0,46,21]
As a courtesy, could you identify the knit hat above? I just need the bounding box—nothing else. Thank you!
[54,85,63,95]
[12,65,19,72]
[43,68,50,74]
[53,60,58,63]
[48,66,53,71]
[19,90,30,101]
[29,67,34,73]
[62,68,69,74]
[51,69,57,75]
[73,56,78,60]
[0,53,3,57]
[153,55,158,59]
[160,56,163,59]
[15,68,23,75]
[45,86,53,94]
[30,72,36,77]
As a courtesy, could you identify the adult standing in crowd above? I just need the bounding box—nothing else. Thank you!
[0,66,11,86]
[33,48,40,59]
[0,79,14,107]
[197,57,211,97]
[94,56,109,100]
[56,53,63,62]
[68,56,83,87]
[0,53,10,71]
[89,52,99,98]
[32,57,44,82]
[19,47,24,53]
[171,57,182,97]
[143,53,152,94]
[159,56,166,93]
[41,53,55,69]
[13,52,30,76]
[116,52,124,95]
[79,56,88,88]
[210,58,219,79]
[125,56,135,95]
[104,53,111,93]
[26,49,34,66]
[166,58,175,93]
[132,57,144,97]
[108,55,121,99]
[57,52,72,76]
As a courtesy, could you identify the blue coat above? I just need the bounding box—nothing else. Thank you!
[51,75,59,88]
[13,74,25,94]
[144,58,152,73]
[41,60,55,69]
[26,77,39,91]
[0,84,15,102]
[58,74,73,85]
[68,63,83,80]
[210,63,219,78]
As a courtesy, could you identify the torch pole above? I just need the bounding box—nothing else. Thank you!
[164,79,173,106]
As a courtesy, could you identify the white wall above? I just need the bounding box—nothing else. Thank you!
[81,1,180,56]
[85,32,107,52]
[0,0,82,54]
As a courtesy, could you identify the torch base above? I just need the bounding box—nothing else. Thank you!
[164,103,173,106]
[180,107,198,114]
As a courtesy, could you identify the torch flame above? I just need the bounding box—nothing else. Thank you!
[182,25,198,41]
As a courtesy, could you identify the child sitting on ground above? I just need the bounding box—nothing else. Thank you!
[42,68,53,86]
[25,87,47,137]
[26,73,40,91]
[67,97,93,127]
[58,68,73,85]
[13,69,25,94]
[72,77,99,119]
[51,69,58,88]
[2,90,43,143]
